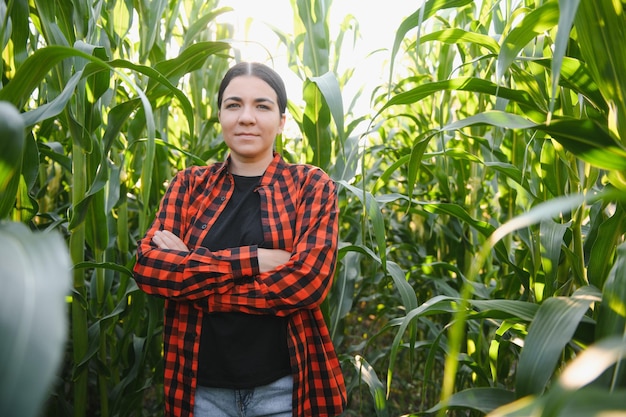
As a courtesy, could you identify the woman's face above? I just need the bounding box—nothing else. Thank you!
[218,75,286,169]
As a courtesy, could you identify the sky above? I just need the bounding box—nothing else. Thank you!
[216,0,418,117]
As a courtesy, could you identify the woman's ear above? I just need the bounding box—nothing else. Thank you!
[278,113,286,134]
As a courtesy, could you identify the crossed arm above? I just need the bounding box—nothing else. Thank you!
[152,230,290,273]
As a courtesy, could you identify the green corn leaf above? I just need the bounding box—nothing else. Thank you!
[387,296,457,398]
[0,43,156,155]
[32,0,73,46]
[136,0,168,61]
[549,0,582,117]
[485,161,534,196]
[328,249,358,341]
[540,118,626,171]
[0,101,25,219]
[338,180,388,271]
[587,206,626,288]
[373,154,410,194]
[295,0,330,76]
[575,0,626,145]
[20,70,83,127]
[303,79,332,169]
[419,201,523,274]
[515,287,601,398]
[533,57,606,113]
[182,8,232,47]
[426,387,516,415]
[471,299,538,322]
[438,110,626,171]
[420,28,500,54]
[351,355,388,417]
[406,135,433,207]
[85,185,109,253]
[0,222,71,417]
[488,386,626,416]
[378,78,544,119]
[102,58,197,137]
[540,219,570,297]
[390,0,473,83]
[559,336,626,391]
[150,41,231,94]
[387,260,418,313]
[556,387,626,416]
[539,139,566,198]
[7,0,29,68]
[309,71,345,144]
[496,2,559,80]
[594,242,626,387]
[422,202,496,237]
[109,0,133,41]
[494,338,626,416]
[0,45,84,106]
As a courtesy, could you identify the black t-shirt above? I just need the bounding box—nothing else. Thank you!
[196,174,291,388]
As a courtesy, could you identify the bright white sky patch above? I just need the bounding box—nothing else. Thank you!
[217,0,417,117]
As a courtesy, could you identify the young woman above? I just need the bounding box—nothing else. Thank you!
[133,62,346,417]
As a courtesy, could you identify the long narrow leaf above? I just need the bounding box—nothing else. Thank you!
[309,72,345,144]
[0,222,71,417]
[351,355,388,417]
[533,57,605,112]
[438,110,626,171]
[496,2,559,80]
[587,207,626,288]
[339,180,388,271]
[389,0,473,86]
[426,387,516,415]
[575,0,626,144]
[378,78,544,119]
[20,70,83,126]
[594,242,626,387]
[303,79,332,168]
[0,101,25,219]
[515,288,601,397]
[549,0,582,117]
[420,28,500,54]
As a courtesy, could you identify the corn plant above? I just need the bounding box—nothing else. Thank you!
[347,0,626,415]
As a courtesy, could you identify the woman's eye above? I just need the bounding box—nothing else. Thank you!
[226,103,240,109]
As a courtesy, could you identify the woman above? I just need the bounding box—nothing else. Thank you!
[133,62,346,417]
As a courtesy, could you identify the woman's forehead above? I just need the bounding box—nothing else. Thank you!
[225,75,274,91]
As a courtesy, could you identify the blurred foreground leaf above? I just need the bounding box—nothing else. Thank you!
[0,222,71,417]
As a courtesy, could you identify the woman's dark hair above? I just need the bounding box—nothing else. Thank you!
[217,62,288,114]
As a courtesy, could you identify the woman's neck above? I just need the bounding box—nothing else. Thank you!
[228,154,273,176]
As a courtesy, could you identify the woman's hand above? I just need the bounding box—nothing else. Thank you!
[257,248,291,273]
[152,230,189,251]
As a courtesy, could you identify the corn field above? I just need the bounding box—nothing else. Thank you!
[1,0,626,416]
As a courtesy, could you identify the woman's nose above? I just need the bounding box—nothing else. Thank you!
[238,105,255,123]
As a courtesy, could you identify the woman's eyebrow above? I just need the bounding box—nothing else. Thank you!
[223,96,276,105]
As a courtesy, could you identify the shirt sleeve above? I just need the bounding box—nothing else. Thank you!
[204,169,339,316]
[133,169,261,300]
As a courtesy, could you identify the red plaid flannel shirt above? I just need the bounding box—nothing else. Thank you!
[133,153,346,417]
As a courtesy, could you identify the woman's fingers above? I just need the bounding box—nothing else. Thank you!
[153,230,189,251]
[257,248,291,273]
